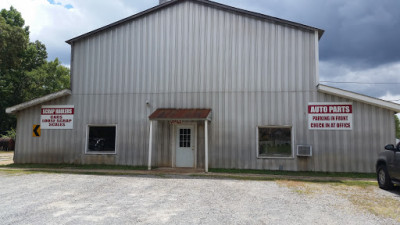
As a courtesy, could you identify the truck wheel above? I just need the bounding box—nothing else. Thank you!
[377,165,394,190]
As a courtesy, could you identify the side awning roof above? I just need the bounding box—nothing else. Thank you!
[149,108,212,121]
[318,84,400,112]
[5,89,72,114]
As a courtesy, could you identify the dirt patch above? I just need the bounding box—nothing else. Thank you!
[0,151,13,165]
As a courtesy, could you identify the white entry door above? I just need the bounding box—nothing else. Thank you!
[176,125,195,167]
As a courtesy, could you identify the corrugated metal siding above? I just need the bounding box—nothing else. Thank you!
[15,92,395,172]
[14,1,396,172]
[71,1,316,95]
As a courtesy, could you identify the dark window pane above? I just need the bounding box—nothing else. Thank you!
[179,129,191,148]
[258,127,291,157]
[88,126,116,152]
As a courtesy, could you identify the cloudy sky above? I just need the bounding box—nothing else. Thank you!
[1,0,399,104]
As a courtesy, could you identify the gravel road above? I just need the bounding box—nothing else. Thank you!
[0,172,398,225]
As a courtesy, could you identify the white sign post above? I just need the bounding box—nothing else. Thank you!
[41,105,74,129]
[308,102,353,130]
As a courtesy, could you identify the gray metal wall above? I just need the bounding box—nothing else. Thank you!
[14,1,396,172]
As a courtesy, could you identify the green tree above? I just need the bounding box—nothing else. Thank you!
[0,6,28,30]
[25,58,70,100]
[395,115,400,139]
[0,8,29,135]
[0,6,70,135]
[1,128,16,140]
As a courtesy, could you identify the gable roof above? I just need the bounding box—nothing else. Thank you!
[6,89,71,114]
[317,84,400,112]
[66,0,324,44]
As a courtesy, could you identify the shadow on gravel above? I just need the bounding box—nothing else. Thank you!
[386,186,400,196]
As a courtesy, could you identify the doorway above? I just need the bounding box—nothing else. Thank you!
[175,124,196,168]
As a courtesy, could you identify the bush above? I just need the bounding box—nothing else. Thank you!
[1,128,16,140]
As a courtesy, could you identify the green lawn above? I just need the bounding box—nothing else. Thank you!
[0,163,147,170]
[0,164,376,179]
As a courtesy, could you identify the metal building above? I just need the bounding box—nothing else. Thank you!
[6,0,400,172]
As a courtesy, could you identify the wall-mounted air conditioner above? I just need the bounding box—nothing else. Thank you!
[297,145,312,157]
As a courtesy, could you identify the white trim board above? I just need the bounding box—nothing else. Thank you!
[317,84,400,112]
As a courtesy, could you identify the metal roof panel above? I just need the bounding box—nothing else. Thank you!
[149,108,212,120]
[5,89,72,114]
[317,84,400,112]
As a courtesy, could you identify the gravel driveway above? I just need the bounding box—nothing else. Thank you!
[0,171,399,225]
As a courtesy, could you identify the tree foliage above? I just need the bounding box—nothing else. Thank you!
[25,58,70,100]
[0,6,27,30]
[0,6,70,135]
[1,128,16,140]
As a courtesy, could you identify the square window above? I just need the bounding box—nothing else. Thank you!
[258,127,292,158]
[87,126,116,153]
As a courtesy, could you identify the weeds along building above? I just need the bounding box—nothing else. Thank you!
[6,0,400,172]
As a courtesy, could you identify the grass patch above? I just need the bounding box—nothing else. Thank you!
[277,180,398,221]
[34,169,147,176]
[0,151,13,153]
[0,168,149,177]
[192,174,376,187]
[334,180,377,188]
[0,163,148,170]
[0,169,36,176]
[209,168,375,179]
[277,180,377,196]
[349,193,400,222]
[334,185,400,222]
[190,174,276,181]
[276,180,316,195]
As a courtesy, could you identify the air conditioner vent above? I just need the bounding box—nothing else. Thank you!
[297,145,312,157]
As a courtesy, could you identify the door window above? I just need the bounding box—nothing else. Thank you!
[179,129,191,147]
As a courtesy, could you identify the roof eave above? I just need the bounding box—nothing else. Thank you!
[317,84,400,112]
[6,89,72,114]
[65,0,180,45]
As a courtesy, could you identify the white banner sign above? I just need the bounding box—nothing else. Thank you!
[308,102,353,130]
[41,105,74,129]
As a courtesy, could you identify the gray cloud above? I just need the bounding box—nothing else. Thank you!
[214,0,400,99]
[33,0,400,72]
[320,61,400,98]
[215,0,400,69]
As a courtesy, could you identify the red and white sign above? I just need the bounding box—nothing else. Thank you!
[41,105,74,129]
[169,120,183,125]
[308,102,353,130]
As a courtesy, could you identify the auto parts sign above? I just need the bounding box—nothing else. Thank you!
[308,102,352,130]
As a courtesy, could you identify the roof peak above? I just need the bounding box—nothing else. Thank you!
[66,0,323,44]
